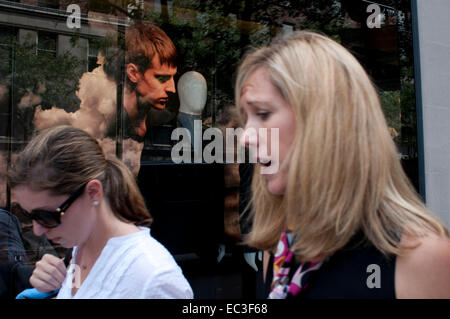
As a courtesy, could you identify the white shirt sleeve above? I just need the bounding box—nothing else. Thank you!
[115,243,194,299]
[139,268,194,299]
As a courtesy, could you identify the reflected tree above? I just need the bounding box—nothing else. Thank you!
[0,37,84,143]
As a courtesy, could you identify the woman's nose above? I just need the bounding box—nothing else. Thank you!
[33,220,49,236]
[239,124,259,149]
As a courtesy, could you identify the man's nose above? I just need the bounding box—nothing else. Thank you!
[33,220,49,237]
[165,78,176,93]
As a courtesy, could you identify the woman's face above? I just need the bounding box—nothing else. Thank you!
[239,67,296,195]
[13,185,95,248]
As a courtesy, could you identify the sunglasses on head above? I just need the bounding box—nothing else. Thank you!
[12,183,87,229]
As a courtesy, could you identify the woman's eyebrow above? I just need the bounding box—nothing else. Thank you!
[32,204,58,211]
[246,100,273,109]
[19,204,53,213]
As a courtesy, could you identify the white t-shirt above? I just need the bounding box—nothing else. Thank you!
[56,227,193,299]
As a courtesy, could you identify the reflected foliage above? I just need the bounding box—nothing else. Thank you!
[0,36,84,142]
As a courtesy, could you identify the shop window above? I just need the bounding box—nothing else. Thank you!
[0,26,16,47]
[0,26,16,208]
[0,0,419,215]
[88,39,100,72]
[37,31,57,56]
[87,0,118,14]
[0,0,420,299]
[282,23,294,35]
[37,0,59,9]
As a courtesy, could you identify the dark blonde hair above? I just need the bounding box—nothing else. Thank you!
[235,31,448,262]
[8,125,151,226]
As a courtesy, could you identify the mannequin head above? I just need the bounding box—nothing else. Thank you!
[177,71,207,116]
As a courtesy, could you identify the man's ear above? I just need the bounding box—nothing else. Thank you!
[126,63,142,84]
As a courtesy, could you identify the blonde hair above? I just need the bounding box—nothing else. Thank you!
[235,31,448,262]
[8,125,151,226]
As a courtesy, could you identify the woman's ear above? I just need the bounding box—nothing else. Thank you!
[126,63,142,84]
[86,180,103,203]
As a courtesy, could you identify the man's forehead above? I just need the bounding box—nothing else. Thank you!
[150,55,177,74]
[154,65,177,75]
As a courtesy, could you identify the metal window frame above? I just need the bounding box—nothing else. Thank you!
[410,0,426,202]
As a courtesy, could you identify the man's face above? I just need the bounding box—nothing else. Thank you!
[135,55,177,110]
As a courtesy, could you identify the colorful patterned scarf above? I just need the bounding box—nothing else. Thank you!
[268,230,323,299]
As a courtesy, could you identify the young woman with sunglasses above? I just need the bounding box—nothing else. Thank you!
[236,31,450,298]
[8,125,193,298]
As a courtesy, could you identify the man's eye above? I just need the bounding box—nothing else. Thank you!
[155,75,171,83]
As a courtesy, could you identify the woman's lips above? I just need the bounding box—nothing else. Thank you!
[261,160,271,167]
[257,157,271,166]
[257,158,279,175]
[48,237,62,244]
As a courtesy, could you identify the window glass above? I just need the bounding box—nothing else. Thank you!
[0,26,15,210]
[0,0,416,298]
[37,31,57,56]
[37,0,59,9]
[88,39,100,72]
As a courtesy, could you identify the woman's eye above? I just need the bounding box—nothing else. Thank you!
[256,111,270,120]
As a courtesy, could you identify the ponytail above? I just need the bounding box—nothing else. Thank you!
[103,156,152,226]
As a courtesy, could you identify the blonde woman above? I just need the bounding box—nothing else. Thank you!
[8,126,193,298]
[236,31,450,298]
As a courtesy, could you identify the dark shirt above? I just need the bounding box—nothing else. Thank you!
[105,100,180,145]
[105,109,145,143]
[0,209,28,263]
[0,209,34,298]
[239,163,254,239]
[265,232,396,299]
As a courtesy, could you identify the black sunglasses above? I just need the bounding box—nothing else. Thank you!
[12,183,87,229]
